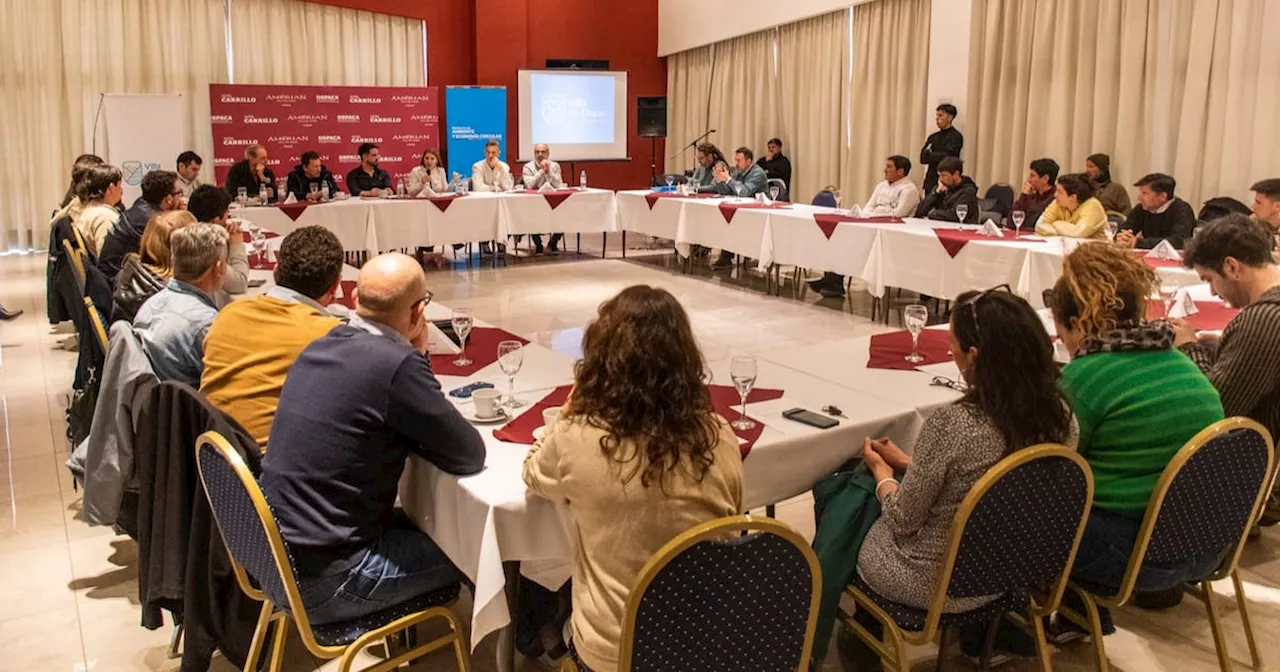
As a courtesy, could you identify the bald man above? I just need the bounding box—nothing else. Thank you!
[521,143,565,253]
[263,253,485,625]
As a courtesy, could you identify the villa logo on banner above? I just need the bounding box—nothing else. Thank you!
[210,84,438,184]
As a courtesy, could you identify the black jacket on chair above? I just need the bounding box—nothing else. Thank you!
[47,215,78,326]
[133,381,264,671]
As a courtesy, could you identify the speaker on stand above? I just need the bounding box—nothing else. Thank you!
[637,96,667,186]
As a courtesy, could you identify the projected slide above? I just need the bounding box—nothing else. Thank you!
[518,70,629,161]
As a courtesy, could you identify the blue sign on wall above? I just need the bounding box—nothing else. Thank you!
[445,86,507,177]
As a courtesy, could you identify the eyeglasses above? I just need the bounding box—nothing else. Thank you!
[930,376,968,392]
[412,290,435,311]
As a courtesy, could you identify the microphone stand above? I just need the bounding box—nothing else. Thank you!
[669,128,715,161]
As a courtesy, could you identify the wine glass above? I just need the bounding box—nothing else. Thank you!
[451,308,474,366]
[903,304,929,363]
[729,356,758,431]
[769,185,780,201]
[309,182,319,200]
[1012,210,1026,231]
[1160,282,1180,318]
[831,189,842,209]
[665,175,675,189]
[1106,218,1120,241]
[250,227,267,267]
[955,204,969,223]
[236,187,248,206]
[497,340,525,408]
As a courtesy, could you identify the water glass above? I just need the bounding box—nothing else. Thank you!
[236,187,248,205]
[451,308,475,367]
[309,182,319,199]
[729,356,758,431]
[956,204,969,223]
[1106,219,1120,240]
[497,340,524,408]
[665,175,675,189]
[1012,210,1026,230]
[903,304,929,363]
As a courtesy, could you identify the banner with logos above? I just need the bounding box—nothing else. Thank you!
[103,93,187,204]
[445,87,508,178]
[208,84,439,191]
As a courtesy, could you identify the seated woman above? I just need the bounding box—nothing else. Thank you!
[1035,173,1109,240]
[841,289,1078,665]
[407,148,449,197]
[112,210,196,322]
[1045,243,1224,637]
[523,285,743,672]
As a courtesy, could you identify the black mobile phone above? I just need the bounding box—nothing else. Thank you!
[782,407,839,430]
[448,382,495,399]
[247,278,267,288]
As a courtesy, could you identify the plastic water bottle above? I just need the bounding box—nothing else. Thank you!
[396,178,406,197]
[579,170,587,191]
[259,184,269,204]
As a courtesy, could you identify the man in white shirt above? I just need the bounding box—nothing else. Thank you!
[176,151,203,199]
[520,143,565,254]
[807,156,920,298]
[471,139,514,192]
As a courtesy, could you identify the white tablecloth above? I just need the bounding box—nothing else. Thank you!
[499,189,617,238]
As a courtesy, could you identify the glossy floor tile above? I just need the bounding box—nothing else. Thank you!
[3,248,1279,671]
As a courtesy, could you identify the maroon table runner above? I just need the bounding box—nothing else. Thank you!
[812,214,905,240]
[718,202,792,223]
[1146,299,1238,331]
[429,194,464,212]
[867,330,953,371]
[1130,250,1183,269]
[278,202,310,221]
[240,230,281,244]
[931,228,1045,258]
[643,191,717,209]
[522,189,577,209]
[335,280,357,309]
[429,327,531,377]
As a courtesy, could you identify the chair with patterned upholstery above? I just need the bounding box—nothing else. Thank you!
[841,445,1092,672]
[561,515,820,672]
[195,431,471,672]
[1059,418,1274,672]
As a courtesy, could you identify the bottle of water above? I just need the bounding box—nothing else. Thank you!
[397,178,406,197]
[579,170,587,191]
[259,184,269,204]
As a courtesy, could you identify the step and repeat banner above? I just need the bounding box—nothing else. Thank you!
[209,84,439,190]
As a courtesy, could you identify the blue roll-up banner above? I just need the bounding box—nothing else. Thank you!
[445,86,507,176]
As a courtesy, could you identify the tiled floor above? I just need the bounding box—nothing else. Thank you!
[3,247,1280,671]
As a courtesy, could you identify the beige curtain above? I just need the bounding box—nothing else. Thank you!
[777,10,850,203]
[0,0,227,251]
[969,0,1280,209]
[229,0,425,86]
[704,30,782,171]
[842,0,931,206]
[664,46,715,175]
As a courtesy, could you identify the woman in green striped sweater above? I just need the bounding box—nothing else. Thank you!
[1045,243,1225,639]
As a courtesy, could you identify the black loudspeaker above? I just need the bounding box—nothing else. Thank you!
[546,59,610,70]
[638,96,667,138]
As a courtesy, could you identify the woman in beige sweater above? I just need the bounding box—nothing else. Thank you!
[523,285,744,672]
[74,164,125,257]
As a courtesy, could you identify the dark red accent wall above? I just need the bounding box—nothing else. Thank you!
[301,0,665,190]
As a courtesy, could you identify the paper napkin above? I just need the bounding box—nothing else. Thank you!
[426,321,461,355]
[1167,288,1199,319]
[1146,239,1182,261]
[282,192,298,204]
[978,219,1005,237]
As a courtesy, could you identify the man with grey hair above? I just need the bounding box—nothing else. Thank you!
[263,252,484,625]
[224,143,278,202]
[521,143,565,254]
[133,223,228,387]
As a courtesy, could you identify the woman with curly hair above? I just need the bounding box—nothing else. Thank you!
[523,285,743,672]
[1045,243,1223,639]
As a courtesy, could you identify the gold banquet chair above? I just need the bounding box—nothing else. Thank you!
[1058,418,1274,672]
[194,431,470,672]
[841,445,1092,672]
[63,238,87,295]
[83,296,109,355]
[563,515,821,672]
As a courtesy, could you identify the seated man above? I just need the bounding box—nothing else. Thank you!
[188,185,249,296]
[756,137,792,193]
[1012,158,1059,229]
[690,143,725,191]
[1250,178,1280,235]
[132,223,228,387]
[176,151,203,199]
[286,151,339,202]
[914,156,980,223]
[98,169,182,284]
[521,143,564,254]
[224,144,277,202]
[708,147,769,270]
[1173,214,1280,522]
[1117,173,1196,249]
[262,252,485,625]
[201,226,345,448]
[346,143,392,197]
[471,138,515,192]
[808,156,919,298]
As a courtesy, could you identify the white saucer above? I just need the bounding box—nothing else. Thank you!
[464,408,509,424]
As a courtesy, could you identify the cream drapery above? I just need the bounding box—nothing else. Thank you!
[968,0,1280,210]
[664,46,716,175]
[0,0,227,252]
[229,0,425,86]
[703,30,782,174]
[778,10,850,203]
[842,0,930,206]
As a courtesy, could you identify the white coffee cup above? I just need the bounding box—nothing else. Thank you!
[473,389,503,419]
[543,408,560,430]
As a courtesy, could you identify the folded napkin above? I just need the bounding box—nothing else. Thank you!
[538,182,555,193]
[977,219,1005,238]
[282,192,298,204]
[756,192,773,205]
[426,322,461,355]
[1146,239,1182,261]
[1167,287,1199,319]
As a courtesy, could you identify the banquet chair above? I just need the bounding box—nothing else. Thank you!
[841,445,1092,672]
[767,178,790,203]
[195,431,471,672]
[812,190,838,208]
[1058,418,1274,672]
[562,515,820,672]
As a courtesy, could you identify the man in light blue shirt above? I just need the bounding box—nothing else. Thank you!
[134,223,229,387]
[710,147,769,269]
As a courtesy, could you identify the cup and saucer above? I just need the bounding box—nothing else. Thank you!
[531,408,561,441]
[464,389,508,424]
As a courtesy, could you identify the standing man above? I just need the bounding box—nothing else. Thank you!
[756,138,792,194]
[176,151,203,199]
[347,143,392,197]
[1012,158,1060,229]
[919,104,964,194]
[1250,178,1280,234]
[1116,173,1197,250]
[287,151,340,202]
[472,139,515,192]
[98,170,183,284]
[521,143,565,254]
[225,144,277,202]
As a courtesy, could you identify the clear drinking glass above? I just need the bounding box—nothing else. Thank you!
[451,308,475,366]
[729,356,758,431]
[236,187,248,205]
[903,304,929,363]
[1012,210,1026,230]
[497,340,525,408]
[1106,219,1120,240]
[309,182,319,199]
[769,185,780,200]
[1160,283,1180,317]
[665,175,675,189]
[250,227,267,266]
[956,204,970,223]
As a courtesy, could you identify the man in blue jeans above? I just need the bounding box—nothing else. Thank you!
[263,252,486,623]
